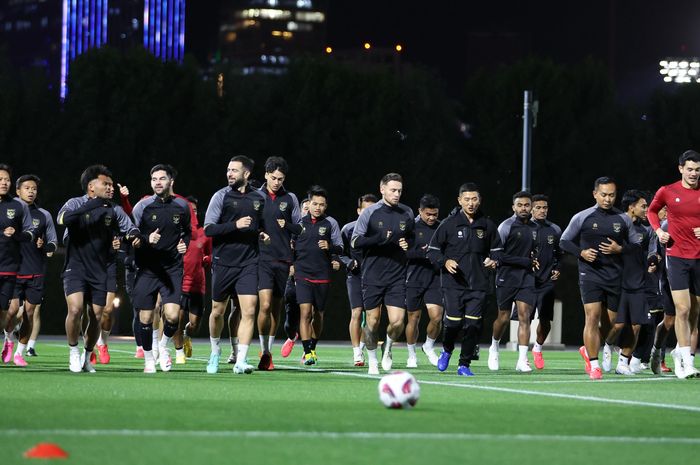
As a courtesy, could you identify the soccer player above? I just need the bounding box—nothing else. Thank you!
[173,196,211,364]
[647,150,700,378]
[3,175,57,366]
[351,173,414,375]
[131,164,191,373]
[339,194,377,366]
[560,177,640,380]
[57,165,139,373]
[294,186,343,364]
[0,167,36,364]
[427,183,501,376]
[611,190,652,375]
[649,209,676,374]
[256,156,301,371]
[405,194,443,367]
[204,156,268,374]
[489,191,539,373]
[529,194,562,369]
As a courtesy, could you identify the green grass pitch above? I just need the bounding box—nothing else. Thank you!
[1,340,699,464]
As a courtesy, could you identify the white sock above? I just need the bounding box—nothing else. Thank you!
[152,329,159,346]
[518,345,528,361]
[101,330,110,345]
[15,342,26,356]
[69,345,80,356]
[210,337,221,355]
[97,332,104,346]
[590,359,600,370]
[680,346,693,368]
[604,342,611,352]
[259,335,267,353]
[491,337,499,350]
[407,343,417,358]
[238,344,249,364]
[385,335,394,351]
[176,348,185,358]
[618,353,629,366]
[423,336,435,350]
[144,350,154,363]
[630,356,641,365]
[352,346,361,358]
[27,339,36,350]
[159,334,171,350]
[268,335,275,351]
[533,342,543,353]
[3,330,9,342]
[359,341,366,352]
[5,330,17,343]
[367,349,378,364]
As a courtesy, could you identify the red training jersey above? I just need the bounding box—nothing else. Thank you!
[648,180,700,259]
[182,226,212,294]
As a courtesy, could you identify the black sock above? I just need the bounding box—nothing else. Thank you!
[590,357,598,361]
[163,320,178,338]
[141,323,154,351]
[132,313,142,346]
[310,338,318,350]
[459,326,479,366]
[302,339,312,354]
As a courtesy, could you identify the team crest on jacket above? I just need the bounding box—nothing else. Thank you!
[532,231,538,240]
[613,223,621,233]
[592,223,598,229]
[32,218,40,228]
[253,201,261,211]
[399,221,406,231]
[172,214,180,224]
[151,214,157,222]
[279,202,288,212]
[457,230,464,238]
[104,215,113,226]
[6,209,15,219]
[476,229,484,239]
[547,235,554,245]
[318,226,327,236]
[378,221,384,228]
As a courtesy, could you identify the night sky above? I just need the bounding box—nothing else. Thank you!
[188,0,700,102]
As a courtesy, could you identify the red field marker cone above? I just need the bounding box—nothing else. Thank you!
[23,443,69,459]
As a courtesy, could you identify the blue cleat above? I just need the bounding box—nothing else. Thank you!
[206,353,220,374]
[457,365,474,376]
[437,351,451,372]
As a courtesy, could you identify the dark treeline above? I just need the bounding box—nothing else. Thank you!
[2,47,699,341]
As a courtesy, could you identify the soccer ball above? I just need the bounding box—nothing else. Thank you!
[378,371,420,409]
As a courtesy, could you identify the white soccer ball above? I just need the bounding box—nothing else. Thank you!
[378,371,420,409]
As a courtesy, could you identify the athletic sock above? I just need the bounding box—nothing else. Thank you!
[268,335,275,351]
[97,332,104,346]
[384,335,394,351]
[367,349,378,364]
[590,358,600,370]
[352,346,362,358]
[176,348,185,358]
[618,353,630,366]
[141,323,154,351]
[163,320,178,338]
[491,337,499,350]
[151,329,158,349]
[144,350,155,363]
[183,323,190,338]
[159,334,172,351]
[630,356,641,365]
[5,330,17,343]
[230,336,238,350]
[238,344,250,364]
[407,343,417,358]
[259,335,268,353]
[302,339,312,354]
[69,344,80,356]
[518,345,528,362]
[359,341,366,352]
[15,342,26,356]
[423,336,435,350]
[680,346,693,368]
[210,337,221,355]
[533,342,543,353]
[27,339,36,350]
[310,338,318,351]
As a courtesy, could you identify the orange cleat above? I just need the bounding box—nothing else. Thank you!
[533,351,545,370]
[579,346,591,374]
[589,367,603,380]
[98,344,111,364]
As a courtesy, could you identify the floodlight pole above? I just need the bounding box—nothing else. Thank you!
[521,90,533,192]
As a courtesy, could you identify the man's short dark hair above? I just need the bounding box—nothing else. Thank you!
[357,193,378,207]
[458,182,480,196]
[186,195,198,205]
[307,185,328,200]
[512,191,532,204]
[16,174,40,190]
[593,176,616,190]
[419,194,440,210]
[150,163,177,179]
[679,150,700,166]
[230,155,255,173]
[80,165,112,192]
[0,164,11,177]
[380,173,403,185]
[300,197,310,205]
[621,189,647,212]
[264,156,289,175]
[532,194,549,203]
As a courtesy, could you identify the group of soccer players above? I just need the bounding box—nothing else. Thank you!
[0,149,698,380]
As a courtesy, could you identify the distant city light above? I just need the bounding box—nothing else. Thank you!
[325,46,332,54]
[395,44,403,52]
[363,42,371,50]
[659,57,700,84]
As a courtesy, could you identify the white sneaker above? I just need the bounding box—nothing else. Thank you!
[69,350,82,373]
[602,344,612,372]
[406,355,418,368]
[233,362,254,374]
[368,360,379,375]
[671,349,685,379]
[683,366,700,379]
[158,348,172,372]
[82,351,96,373]
[422,344,439,366]
[381,345,393,371]
[488,345,499,371]
[615,363,634,376]
[629,358,643,374]
[515,359,532,373]
[353,352,365,367]
[144,359,156,374]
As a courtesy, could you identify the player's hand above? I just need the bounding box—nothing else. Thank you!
[36,237,44,249]
[445,259,459,274]
[289,265,295,277]
[551,269,561,281]
[132,237,142,248]
[3,226,15,237]
[46,252,54,258]
[483,257,497,269]
[112,236,120,250]
[260,232,271,245]
[531,258,540,271]
[398,238,408,251]
[349,259,358,271]
[580,248,597,262]
[118,183,130,197]
[599,238,622,254]
[318,239,329,250]
[693,227,700,239]
[177,239,187,254]
[277,219,286,228]
[656,228,670,244]
[149,228,161,244]
[236,216,252,229]
[648,264,657,273]
[331,260,341,271]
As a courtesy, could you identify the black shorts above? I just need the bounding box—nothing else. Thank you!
[661,278,676,316]
[13,276,45,305]
[180,292,205,317]
[616,291,651,325]
[258,260,290,297]
[533,283,555,321]
[645,292,665,313]
[63,269,107,307]
[211,263,258,302]
[497,285,536,312]
[346,274,363,310]
[406,285,442,312]
[132,268,183,310]
[284,276,297,304]
[579,280,620,312]
[442,287,486,327]
[362,280,406,310]
[0,275,17,309]
[106,260,118,293]
[295,279,329,312]
[665,256,700,294]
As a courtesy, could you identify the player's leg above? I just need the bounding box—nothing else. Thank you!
[582,301,604,379]
[404,286,423,368]
[227,298,240,364]
[233,293,257,374]
[456,292,486,376]
[138,307,157,373]
[437,287,463,373]
[421,303,443,366]
[362,283,383,375]
[489,287,515,371]
[96,291,115,364]
[307,283,329,363]
[346,275,364,365]
[381,281,407,372]
[515,299,534,372]
[280,277,299,358]
[26,302,41,356]
[533,285,554,370]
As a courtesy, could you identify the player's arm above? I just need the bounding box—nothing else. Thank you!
[351,208,385,249]
[15,201,34,242]
[495,220,529,267]
[329,218,344,255]
[486,220,504,266]
[560,211,586,258]
[57,197,105,226]
[281,193,303,235]
[115,205,140,241]
[41,209,58,254]
[426,221,448,269]
[337,226,355,269]
[203,191,238,237]
[647,187,666,233]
